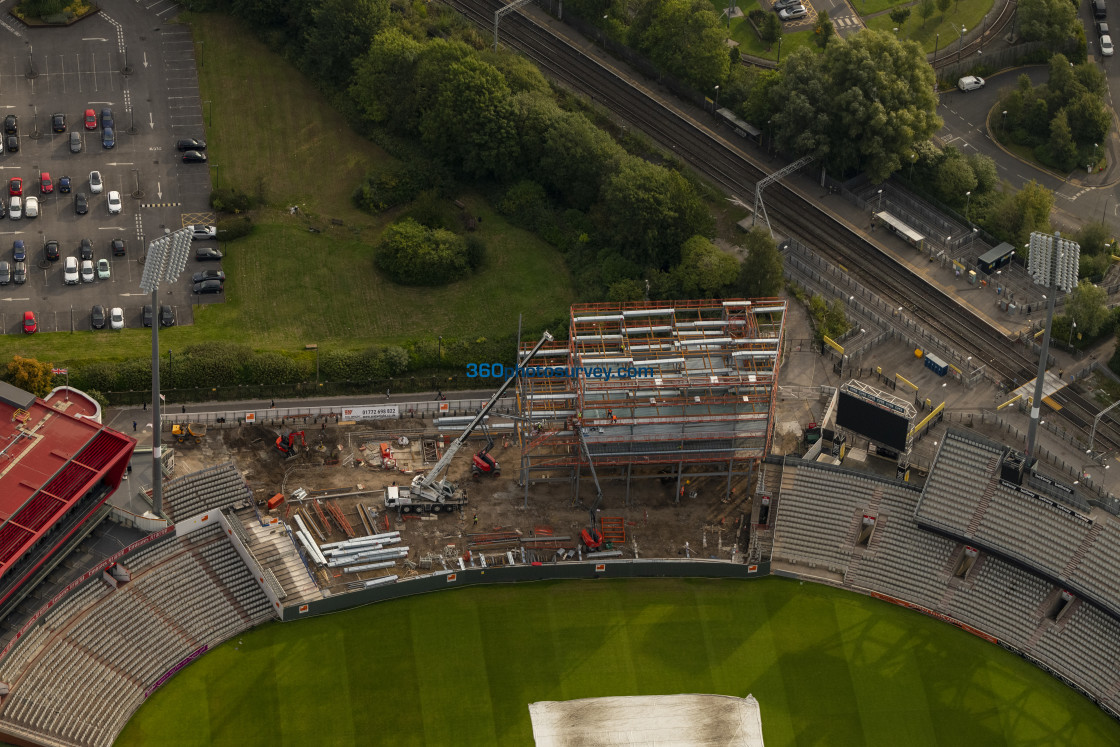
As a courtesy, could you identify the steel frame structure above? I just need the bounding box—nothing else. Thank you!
[516,299,787,504]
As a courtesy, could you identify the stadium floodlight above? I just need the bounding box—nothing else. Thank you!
[1025,231,1080,465]
[140,227,193,517]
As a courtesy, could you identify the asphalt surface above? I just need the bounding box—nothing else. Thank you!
[0,1,221,335]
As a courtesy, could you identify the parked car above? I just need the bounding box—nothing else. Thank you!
[107,191,122,215]
[80,260,95,283]
[45,240,60,261]
[9,178,21,196]
[8,196,21,220]
[91,305,106,329]
[778,5,807,19]
[195,246,223,261]
[24,196,38,218]
[160,304,176,327]
[89,170,103,194]
[177,138,206,151]
[63,256,79,284]
[97,258,110,279]
[1103,35,1115,55]
[100,108,113,130]
[51,113,66,132]
[142,305,153,327]
[0,261,11,285]
[957,76,986,92]
[110,307,124,330]
[75,192,88,215]
[69,132,82,153]
[190,225,218,240]
[773,0,803,9]
[1097,20,1110,36]
[3,115,16,134]
[182,150,208,163]
[79,238,93,261]
[111,238,126,256]
[39,172,52,194]
[58,176,71,194]
[13,262,26,285]
[192,270,226,283]
[84,109,97,130]
[5,134,18,153]
[101,128,115,149]
[22,311,36,334]
[12,240,25,262]
[192,279,224,294]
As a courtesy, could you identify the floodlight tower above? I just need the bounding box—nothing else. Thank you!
[139,227,193,517]
[1025,231,1080,463]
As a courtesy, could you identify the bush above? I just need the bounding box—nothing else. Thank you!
[401,190,457,231]
[210,186,256,213]
[465,235,486,271]
[216,216,254,242]
[351,160,450,214]
[498,180,551,232]
[374,218,470,286]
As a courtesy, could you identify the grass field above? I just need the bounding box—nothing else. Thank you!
[117,577,1120,746]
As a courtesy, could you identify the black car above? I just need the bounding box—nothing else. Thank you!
[100,108,113,129]
[192,279,224,294]
[182,150,208,163]
[142,305,153,327]
[51,113,66,132]
[91,305,106,329]
[58,176,71,194]
[111,238,126,256]
[1098,20,1110,36]
[79,238,93,261]
[192,270,225,283]
[13,262,26,285]
[2,115,15,134]
[75,193,88,215]
[101,128,115,149]
[177,138,207,151]
[6,135,18,153]
[195,246,223,261]
[45,240,60,261]
[159,305,176,327]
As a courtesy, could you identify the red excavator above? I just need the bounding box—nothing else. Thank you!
[276,431,306,457]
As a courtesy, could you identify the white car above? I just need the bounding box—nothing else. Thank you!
[24,196,38,218]
[957,75,986,92]
[97,258,111,280]
[190,225,218,240]
[89,170,103,194]
[8,196,20,220]
[107,191,122,215]
[109,307,124,330]
[80,259,95,283]
[778,5,807,19]
[1102,35,1115,56]
[63,256,79,284]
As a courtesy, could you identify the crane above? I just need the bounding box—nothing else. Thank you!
[577,426,606,550]
[385,330,554,514]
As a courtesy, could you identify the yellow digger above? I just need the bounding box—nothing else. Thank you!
[171,423,206,444]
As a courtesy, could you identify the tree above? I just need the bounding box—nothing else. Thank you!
[1020,0,1082,49]
[1075,221,1112,257]
[350,28,424,130]
[969,154,999,192]
[1048,109,1077,170]
[1066,280,1109,336]
[374,219,470,286]
[303,0,390,86]
[760,12,783,48]
[14,0,67,17]
[5,356,53,397]
[918,0,936,23]
[935,156,977,204]
[629,0,730,91]
[815,10,835,48]
[737,228,784,297]
[538,110,624,210]
[889,6,911,27]
[672,236,739,297]
[937,0,951,15]
[1065,91,1111,146]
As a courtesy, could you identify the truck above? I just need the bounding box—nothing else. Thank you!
[171,423,206,444]
[385,330,554,515]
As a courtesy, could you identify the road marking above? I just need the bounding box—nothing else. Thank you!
[143,52,149,69]
[149,113,155,129]
[142,202,182,208]
[82,37,108,42]
[106,162,134,166]
[157,182,162,200]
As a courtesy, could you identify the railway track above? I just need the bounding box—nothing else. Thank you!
[1050,386,1120,455]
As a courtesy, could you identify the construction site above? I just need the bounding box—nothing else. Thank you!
[155,299,790,599]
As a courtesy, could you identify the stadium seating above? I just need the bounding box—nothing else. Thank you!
[160,462,251,523]
[0,523,274,747]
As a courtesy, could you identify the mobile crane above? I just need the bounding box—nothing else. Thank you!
[385,330,554,515]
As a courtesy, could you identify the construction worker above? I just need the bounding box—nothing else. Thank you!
[473,513,479,526]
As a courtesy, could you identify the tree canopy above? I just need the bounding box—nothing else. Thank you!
[5,357,53,398]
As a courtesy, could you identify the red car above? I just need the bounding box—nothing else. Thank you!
[22,311,36,334]
[84,109,97,130]
[8,178,21,197]
[39,172,52,194]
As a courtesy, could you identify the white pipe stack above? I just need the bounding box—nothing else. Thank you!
[326,547,408,568]
[320,531,401,551]
[343,560,397,574]
[292,515,328,565]
[362,575,398,588]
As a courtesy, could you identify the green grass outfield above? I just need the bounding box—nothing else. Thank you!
[117,577,1120,745]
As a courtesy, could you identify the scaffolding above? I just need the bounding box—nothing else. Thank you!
[517,298,787,504]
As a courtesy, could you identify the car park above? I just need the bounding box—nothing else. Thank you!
[190,225,218,240]
[97,258,110,280]
[45,240,59,261]
[91,305,106,329]
[1103,35,1115,55]
[13,262,26,285]
[84,109,96,130]
[109,307,124,330]
[51,113,66,133]
[80,260,95,283]
[107,191,122,215]
[0,262,11,285]
[192,279,224,294]
[9,178,21,197]
[182,150,208,163]
[142,305,153,327]
[22,311,36,334]
[111,238,126,256]
[13,240,25,263]
[8,197,21,220]
[177,138,206,151]
[3,115,16,134]
[89,171,103,194]
[192,270,226,283]
[79,239,93,261]
[160,305,176,327]
[778,5,807,19]
[58,176,71,193]
[24,196,38,218]
[40,172,52,194]
[69,132,82,153]
[102,128,115,149]
[74,193,88,215]
[957,75,986,91]
[63,257,79,284]
[196,246,223,261]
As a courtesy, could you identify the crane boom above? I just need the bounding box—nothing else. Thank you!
[413,330,554,499]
